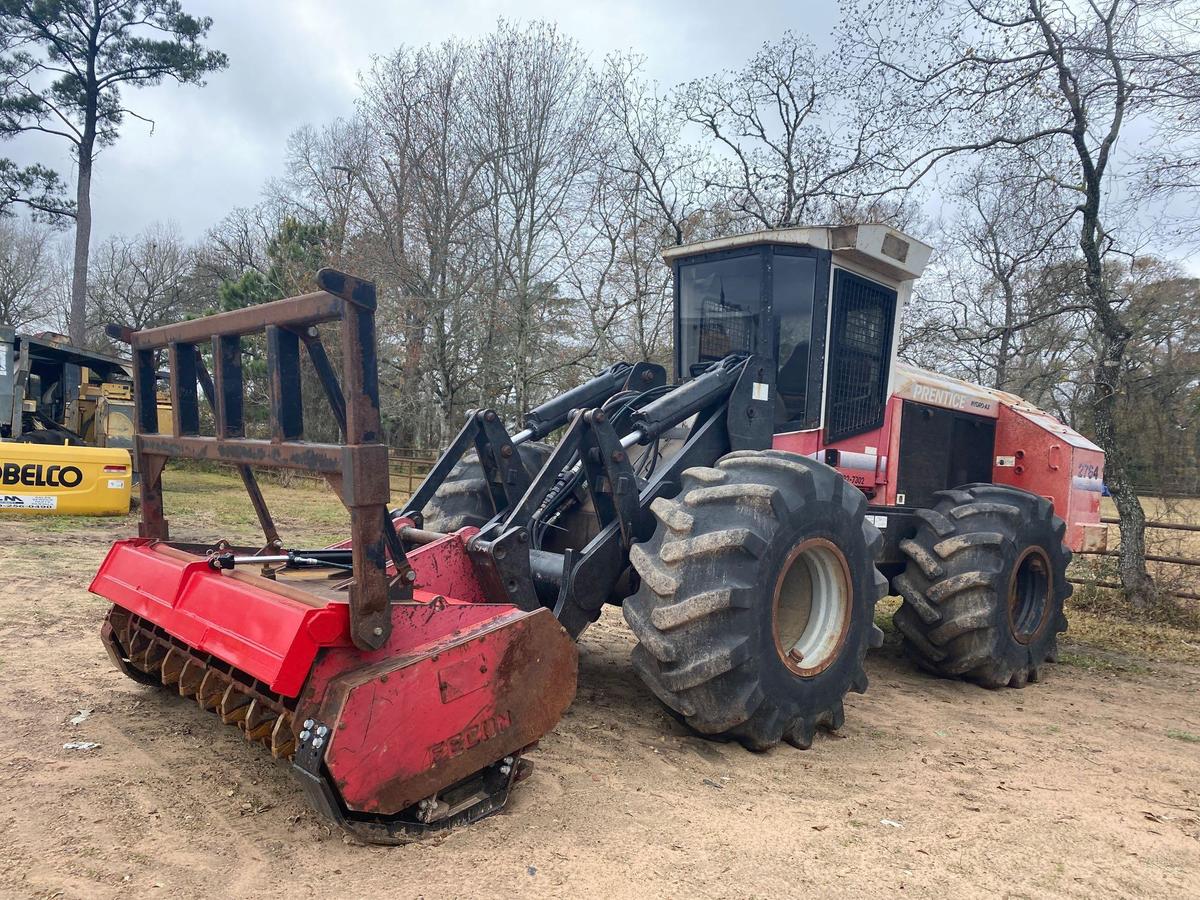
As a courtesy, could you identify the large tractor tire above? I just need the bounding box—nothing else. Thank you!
[422,442,553,532]
[892,483,1071,689]
[623,450,887,751]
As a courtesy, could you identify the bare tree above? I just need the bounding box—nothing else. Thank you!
[677,31,905,229]
[568,164,675,367]
[0,217,52,328]
[905,152,1082,396]
[845,0,1200,607]
[599,54,710,247]
[192,201,288,299]
[88,222,202,335]
[358,38,495,441]
[469,21,606,413]
[276,118,369,263]
[349,22,617,440]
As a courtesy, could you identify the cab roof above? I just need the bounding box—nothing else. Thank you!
[661,224,933,284]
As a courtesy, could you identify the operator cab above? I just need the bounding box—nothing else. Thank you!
[664,225,931,439]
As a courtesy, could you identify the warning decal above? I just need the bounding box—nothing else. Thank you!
[0,494,57,510]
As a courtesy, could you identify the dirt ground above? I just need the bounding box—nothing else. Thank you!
[0,475,1198,899]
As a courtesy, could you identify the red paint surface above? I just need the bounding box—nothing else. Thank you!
[89,528,507,697]
[992,404,1105,549]
[771,402,895,500]
[89,539,350,696]
[295,603,577,815]
[91,523,579,818]
[772,392,1102,551]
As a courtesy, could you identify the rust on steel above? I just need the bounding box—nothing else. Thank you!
[130,291,344,349]
[137,435,347,472]
[129,267,401,650]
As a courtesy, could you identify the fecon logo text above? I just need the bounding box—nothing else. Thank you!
[428,711,513,764]
[1,463,84,488]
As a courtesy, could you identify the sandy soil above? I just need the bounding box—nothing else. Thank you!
[0,516,1197,900]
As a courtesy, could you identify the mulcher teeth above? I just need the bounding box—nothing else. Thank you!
[218,683,251,725]
[108,609,297,760]
[269,714,296,759]
[197,670,224,711]
[161,648,185,686]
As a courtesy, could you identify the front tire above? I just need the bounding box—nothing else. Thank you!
[892,484,1072,688]
[422,442,553,532]
[623,450,887,751]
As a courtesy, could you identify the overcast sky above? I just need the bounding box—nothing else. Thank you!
[4,0,839,244]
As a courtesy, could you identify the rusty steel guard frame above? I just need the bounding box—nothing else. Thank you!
[128,268,408,651]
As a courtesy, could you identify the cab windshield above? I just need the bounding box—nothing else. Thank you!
[677,249,819,428]
[678,254,762,375]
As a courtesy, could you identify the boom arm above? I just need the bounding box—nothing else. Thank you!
[399,362,667,527]
[406,354,776,637]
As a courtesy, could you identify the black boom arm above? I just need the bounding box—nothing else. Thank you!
[466,354,776,637]
[398,361,666,526]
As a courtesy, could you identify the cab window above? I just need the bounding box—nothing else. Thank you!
[772,254,817,426]
[678,253,762,376]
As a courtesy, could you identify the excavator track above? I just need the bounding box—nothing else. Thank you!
[102,605,297,760]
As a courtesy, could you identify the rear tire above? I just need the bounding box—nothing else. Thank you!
[422,442,553,532]
[892,484,1071,688]
[623,450,887,751]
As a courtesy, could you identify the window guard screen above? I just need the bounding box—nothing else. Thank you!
[698,296,753,361]
[824,270,896,442]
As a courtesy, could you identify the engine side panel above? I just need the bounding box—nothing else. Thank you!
[991,404,1106,551]
[771,373,1105,552]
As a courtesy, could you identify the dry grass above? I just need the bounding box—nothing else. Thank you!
[1063,607,1200,663]
[152,464,395,547]
[875,586,1198,669]
[1068,496,1200,633]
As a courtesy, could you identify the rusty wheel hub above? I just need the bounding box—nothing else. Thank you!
[772,538,853,677]
[1008,546,1052,644]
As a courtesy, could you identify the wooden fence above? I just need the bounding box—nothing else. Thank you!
[1072,516,1200,601]
[287,447,437,495]
[387,449,438,496]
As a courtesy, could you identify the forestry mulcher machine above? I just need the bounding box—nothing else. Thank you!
[91,226,1106,842]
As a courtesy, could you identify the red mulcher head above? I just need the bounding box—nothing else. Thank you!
[94,528,576,842]
[92,271,577,842]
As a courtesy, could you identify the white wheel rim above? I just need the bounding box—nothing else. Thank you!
[773,539,852,677]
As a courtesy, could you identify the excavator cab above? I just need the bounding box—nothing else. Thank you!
[667,225,932,440]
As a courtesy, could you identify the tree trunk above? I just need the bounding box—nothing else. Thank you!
[1079,214,1156,608]
[994,280,1014,391]
[1090,338,1156,608]
[69,140,94,347]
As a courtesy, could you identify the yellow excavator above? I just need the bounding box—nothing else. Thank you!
[0,326,154,515]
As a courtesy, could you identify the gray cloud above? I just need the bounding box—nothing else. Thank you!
[4,0,838,243]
